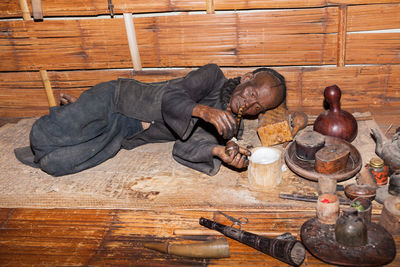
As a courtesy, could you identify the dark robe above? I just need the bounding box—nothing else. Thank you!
[15,64,229,176]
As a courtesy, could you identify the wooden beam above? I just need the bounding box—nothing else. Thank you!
[31,0,43,21]
[123,13,142,71]
[39,70,56,107]
[18,0,31,20]
[337,4,348,67]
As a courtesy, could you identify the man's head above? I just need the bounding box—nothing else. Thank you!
[229,68,286,116]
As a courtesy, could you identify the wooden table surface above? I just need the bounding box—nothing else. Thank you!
[0,207,399,266]
[0,106,399,266]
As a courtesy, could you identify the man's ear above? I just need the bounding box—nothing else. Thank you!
[240,72,253,83]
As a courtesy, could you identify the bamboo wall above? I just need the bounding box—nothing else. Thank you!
[0,0,399,117]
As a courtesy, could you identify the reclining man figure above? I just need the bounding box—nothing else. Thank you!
[15,64,286,176]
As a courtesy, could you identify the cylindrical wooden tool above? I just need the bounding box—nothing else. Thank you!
[144,238,230,259]
[316,193,339,224]
[379,196,400,235]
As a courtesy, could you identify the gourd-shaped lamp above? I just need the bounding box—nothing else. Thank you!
[313,85,358,142]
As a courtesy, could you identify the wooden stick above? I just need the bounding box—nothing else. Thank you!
[206,0,215,14]
[123,13,142,71]
[39,70,56,107]
[18,0,31,21]
[31,0,43,21]
[337,4,347,67]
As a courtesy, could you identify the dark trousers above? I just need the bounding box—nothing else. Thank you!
[30,81,143,176]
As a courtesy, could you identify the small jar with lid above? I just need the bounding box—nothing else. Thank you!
[368,157,389,186]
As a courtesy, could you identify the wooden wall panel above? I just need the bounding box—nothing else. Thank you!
[0,19,131,71]
[112,0,207,13]
[0,8,340,71]
[336,0,400,3]
[346,33,400,64]
[0,71,47,117]
[156,14,238,66]
[239,34,337,66]
[0,0,206,19]
[0,1,22,18]
[237,8,338,66]
[301,66,391,108]
[237,8,338,34]
[274,69,303,109]
[387,65,400,104]
[0,0,104,18]
[215,0,399,9]
[347,3,400,31]
[2,0,400,19]
[215,0,328,9]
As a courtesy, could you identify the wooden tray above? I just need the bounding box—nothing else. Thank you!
[284,136,362,182]
[300,217,396,266]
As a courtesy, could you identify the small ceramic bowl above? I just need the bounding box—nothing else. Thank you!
[344,183,376,201]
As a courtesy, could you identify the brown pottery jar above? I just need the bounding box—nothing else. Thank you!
[313,85,358,142]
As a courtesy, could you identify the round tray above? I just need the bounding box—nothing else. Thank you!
[284,136,362,182]
[301,217,396,266]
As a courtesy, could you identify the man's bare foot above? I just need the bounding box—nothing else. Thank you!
[59,93,77,105]
[141,122,151,130]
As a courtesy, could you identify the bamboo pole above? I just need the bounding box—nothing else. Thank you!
[18,0,31,20]
[206,0,215,14]
[337,5,348,67]
[39,70,56,107]
[123,13,142,71]
[31,0,43,20]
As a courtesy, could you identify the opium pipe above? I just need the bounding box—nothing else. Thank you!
[199,217,306,266]
[235,106,244,138]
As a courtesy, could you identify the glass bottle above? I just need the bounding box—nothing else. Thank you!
[368,157,389,186]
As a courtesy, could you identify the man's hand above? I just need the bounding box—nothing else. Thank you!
[192,104,237,139]
[212,143,251,169]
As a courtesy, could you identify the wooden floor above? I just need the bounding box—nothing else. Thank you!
[1,106,400,266]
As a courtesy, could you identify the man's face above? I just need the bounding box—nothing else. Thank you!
[229,71,283,116]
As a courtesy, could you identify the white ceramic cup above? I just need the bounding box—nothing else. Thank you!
[248,147,283,189]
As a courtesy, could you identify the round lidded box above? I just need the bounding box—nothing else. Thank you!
[315,143,350,174]
[295,130,325,161]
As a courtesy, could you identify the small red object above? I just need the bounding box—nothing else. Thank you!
[321,198,331,203]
